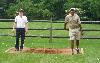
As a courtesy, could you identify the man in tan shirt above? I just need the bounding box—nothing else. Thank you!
[64,8,83,55]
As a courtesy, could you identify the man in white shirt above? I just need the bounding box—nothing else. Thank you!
[13,9,28,51]
[64,8,83,55]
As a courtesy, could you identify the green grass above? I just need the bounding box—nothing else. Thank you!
[0,22,100,63]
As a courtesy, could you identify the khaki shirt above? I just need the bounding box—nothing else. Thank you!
[65,14,81,29]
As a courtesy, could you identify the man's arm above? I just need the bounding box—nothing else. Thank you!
[13,16,17,31]
[12,22,16,31]
[25,23,28,33]
[79,24,83,36]
[25,16,28,33]
[64,16,68,30]
[64,22,67,30]
[77,16,82,31]
[79,24,82,31]
[77,16,83,35]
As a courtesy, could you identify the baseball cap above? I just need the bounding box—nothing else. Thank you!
[19,9,24,12]
[69,8,76,12]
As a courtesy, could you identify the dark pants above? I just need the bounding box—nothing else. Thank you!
[15,28,25,49]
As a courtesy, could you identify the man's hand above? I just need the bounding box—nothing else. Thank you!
[64,26,66,30]
[25,23,28,33]
[80,30,84,36]
[12,29,15,33]
[12,22,16,33]
[64,23,67,30]
[25,28,28,33]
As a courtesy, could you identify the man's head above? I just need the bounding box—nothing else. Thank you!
[19,9,24,16]
[69,8,76,16]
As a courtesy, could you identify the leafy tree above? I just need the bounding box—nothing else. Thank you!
[2,0,100,20]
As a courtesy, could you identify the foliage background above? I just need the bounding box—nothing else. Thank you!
[0,0,100,20]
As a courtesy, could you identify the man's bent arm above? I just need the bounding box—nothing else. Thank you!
[64,22,67,30]
[25,23,28,32]
[13,22,16,30]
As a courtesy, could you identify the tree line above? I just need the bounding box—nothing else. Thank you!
[0,0,100,20]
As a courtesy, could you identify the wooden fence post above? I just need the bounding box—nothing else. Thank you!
[49,18,53,43]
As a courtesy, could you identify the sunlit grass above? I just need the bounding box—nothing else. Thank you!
[0,22,100,63]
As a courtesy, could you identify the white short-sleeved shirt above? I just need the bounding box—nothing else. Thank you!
[15,15,28,28]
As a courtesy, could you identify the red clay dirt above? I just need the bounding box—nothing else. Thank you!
[5,47,84,55]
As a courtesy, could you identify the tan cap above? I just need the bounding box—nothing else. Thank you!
[65,8,76,13]
[19,9,24,12]
[69,8,76,12]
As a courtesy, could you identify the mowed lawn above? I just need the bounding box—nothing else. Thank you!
[0,22,100,63]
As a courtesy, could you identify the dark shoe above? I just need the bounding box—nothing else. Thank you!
[72,52,74,55]
[15,48,19,51]
[20,48,23,51]
[75,48,80,54]
[20,49,23,51]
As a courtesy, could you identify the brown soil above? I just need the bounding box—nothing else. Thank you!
[5,47,84,55]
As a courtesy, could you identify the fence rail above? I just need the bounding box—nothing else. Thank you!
[0,19,100,24]
[0,28,100,31]
[0,34,100,39]
[0,19,100,40]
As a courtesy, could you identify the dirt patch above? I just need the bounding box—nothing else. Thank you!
[5,47,84,55]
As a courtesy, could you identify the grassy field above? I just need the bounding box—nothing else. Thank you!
[0,22,100,63]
